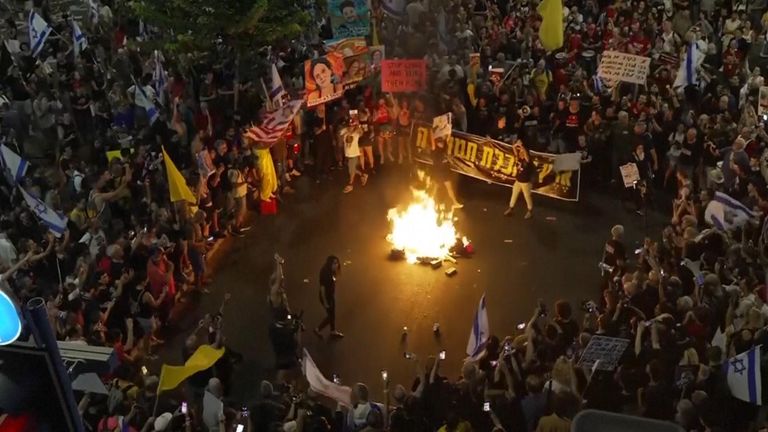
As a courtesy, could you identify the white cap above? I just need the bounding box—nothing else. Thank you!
[154,412,173,431]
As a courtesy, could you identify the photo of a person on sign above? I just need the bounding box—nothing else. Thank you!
[306,56,344,106]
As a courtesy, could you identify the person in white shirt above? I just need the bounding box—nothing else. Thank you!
[0,233,17,268]
[340,118,368,193]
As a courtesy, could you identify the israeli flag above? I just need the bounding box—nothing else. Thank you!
[269,64,286,109]
[725,345,762,405]
[0,144,29,184]
[466,294,490,360]
[133,79,159,124]
[28,10,52,58]
[18,186,68,237]
[72,20,88,58]
[674,40,705,90]
[705,191,757,231]
[152,51,166,105]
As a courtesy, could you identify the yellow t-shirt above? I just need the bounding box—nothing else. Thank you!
[531,70,552,100]
[438,420,473,432]
[69,207,88,230]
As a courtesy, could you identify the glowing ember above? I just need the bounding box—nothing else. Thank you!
[387,189,458,263]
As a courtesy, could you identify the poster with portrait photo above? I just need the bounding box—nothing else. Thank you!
[325,37,369,87]
[368,45,385,70]
[329,0,370,39]
[343,53,369,86]
[305,52,346,107]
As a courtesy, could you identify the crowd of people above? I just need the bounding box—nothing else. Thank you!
[4,0,768,430]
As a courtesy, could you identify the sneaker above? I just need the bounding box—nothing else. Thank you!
[284,173,292,183]
[239,226,252,232]
[504,207,514,216]
[361,174,369,186]
[290,169,302,177]
[330,330,345,338]
[524,210,532,219]
[343,185,354,193]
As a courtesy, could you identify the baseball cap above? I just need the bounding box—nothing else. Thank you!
[154,412,173,431]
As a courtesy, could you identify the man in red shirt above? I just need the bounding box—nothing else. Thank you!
[147,247,175,321]
[628,30,651,56]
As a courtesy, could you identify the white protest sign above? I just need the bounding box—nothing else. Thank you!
[759,86,768,118]
[597,51,651,85]
[432,113,452,140]
[577,335,630,371]
[619,163,640,188]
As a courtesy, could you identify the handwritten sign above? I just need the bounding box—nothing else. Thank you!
[577,335,630,371]
[597,51,651,85]
[381,60,427,93]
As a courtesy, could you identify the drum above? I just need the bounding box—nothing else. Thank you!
[554,52,568,63]
[582,49,595,59]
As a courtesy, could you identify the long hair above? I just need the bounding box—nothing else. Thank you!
[310,57,335,86]
[514,142,530,161]
[320,255,340,278]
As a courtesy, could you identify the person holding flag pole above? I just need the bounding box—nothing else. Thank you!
[466,293,489,361]
[71,20,88,58]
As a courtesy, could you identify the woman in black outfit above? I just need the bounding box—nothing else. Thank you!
[314,255,343,339]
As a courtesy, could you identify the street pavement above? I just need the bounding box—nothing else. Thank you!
[158,164,666,404]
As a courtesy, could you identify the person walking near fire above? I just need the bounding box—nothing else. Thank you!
[504,141,535,219]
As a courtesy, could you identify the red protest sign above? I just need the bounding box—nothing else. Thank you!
[381,60,427,93]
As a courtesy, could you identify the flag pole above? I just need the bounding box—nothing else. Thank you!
[153,367,164,417]
[55,256,63,286]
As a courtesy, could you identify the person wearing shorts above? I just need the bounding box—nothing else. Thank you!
[340,119,368,193]
[357,102,375,173]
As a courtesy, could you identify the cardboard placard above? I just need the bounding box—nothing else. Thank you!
[329,0,370,38]
[381,60,427,93]
[305,53,346,107]
[620,163,640,187]
[577,335,630,371]
[597,51,651,85]
[759,86,768,118]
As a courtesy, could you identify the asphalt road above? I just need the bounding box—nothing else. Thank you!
[159,164,666,403]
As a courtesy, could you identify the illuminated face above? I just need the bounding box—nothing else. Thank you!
[312,62,332,88]
[348,61,361,77]
[342,6,357,23]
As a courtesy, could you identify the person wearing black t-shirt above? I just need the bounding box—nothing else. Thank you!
[554,98,585,153]
[314,255,343,338]
[503,142,535,219]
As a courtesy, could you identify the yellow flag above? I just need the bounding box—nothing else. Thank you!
[371,16,380,46]
[538,0,564,52]
[157,345,225,392]
[162,146,196,203]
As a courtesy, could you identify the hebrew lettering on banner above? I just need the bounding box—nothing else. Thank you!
[409,122,581,201]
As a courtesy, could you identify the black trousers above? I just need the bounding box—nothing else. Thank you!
[317,303,336,332]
